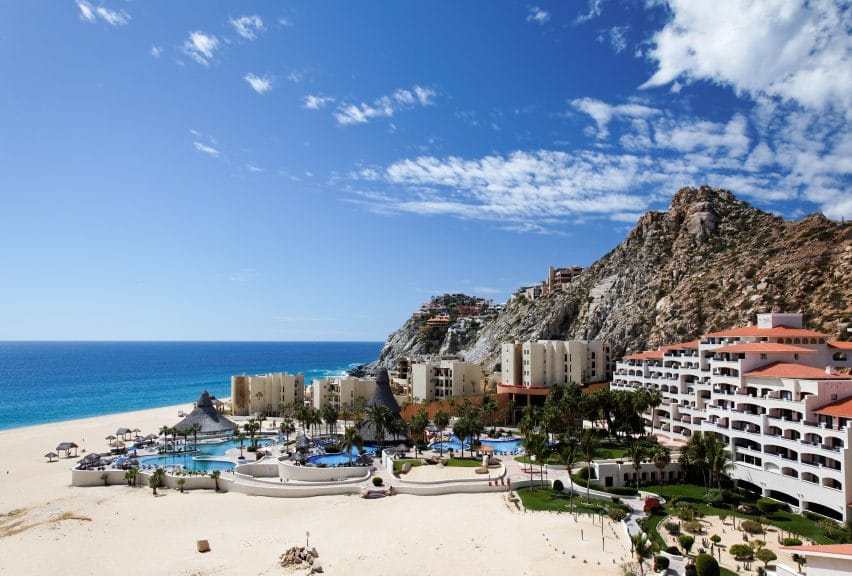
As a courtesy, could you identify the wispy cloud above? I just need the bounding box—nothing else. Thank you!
[149,45,163,58]
[247,164,263,173]
[600,25,629,54]
[641,0,850,112]
[527,6,550,24]
[76,1,129,26]
[303,95,334,110]
[244,73,272,94]
[183,31,219,66]
[193,142,220,157]
[575,0,605,23]
[230,15,264,40]
[570,97,659,139]
[334,85,436,126]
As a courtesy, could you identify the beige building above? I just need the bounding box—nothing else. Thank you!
[500,339,611,389]
[411,358,482,401]
[311,376,376,412]
[231,372,305,416]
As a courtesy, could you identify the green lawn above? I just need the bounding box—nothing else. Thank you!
[516,487,604,514]
[643,483,841,544]
[392,459,423,472]
[447,458,482,467]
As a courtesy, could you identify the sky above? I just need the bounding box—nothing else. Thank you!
[0,1,849,341]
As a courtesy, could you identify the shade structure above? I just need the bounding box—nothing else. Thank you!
[116,427,131,437]
[56,442,79,457]
[172,391,237,436]
[44,452,58,462]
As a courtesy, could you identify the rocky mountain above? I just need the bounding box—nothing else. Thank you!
[375,186,851,372]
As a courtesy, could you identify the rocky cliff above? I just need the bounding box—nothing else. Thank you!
[376,186,851,371]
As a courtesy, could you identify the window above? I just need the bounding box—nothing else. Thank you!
[760,354,767,360]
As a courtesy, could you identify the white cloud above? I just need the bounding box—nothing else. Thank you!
[230,15,264,40]
[193,142,220,157]
[95,6,129,26]
[641,0,851,112]
[183,31,219,66]
[76,1,96,22]
[334,85,436,126]
[77,1,129,26]
[527,7,550,24]
[278,18,293,27]
[247,164,263,173]
[287,71,303,84]
[576,0,605,23]
[571,97,659,138]
[244,73,272,94]
[608,26,629,54]
[149,45,163,58]
[303,95,334,110]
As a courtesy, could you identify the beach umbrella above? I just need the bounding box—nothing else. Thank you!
[105,435,116,446]
[132,428,141,438]
[45,452,58,463]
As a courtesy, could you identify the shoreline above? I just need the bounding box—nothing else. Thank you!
[0,400,632,576]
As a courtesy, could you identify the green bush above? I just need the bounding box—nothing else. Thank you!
[607,485,639,496]
[678,534,695,555]
[553,479,564,492]
[372,476,383,487]
[324,443,341,453]
[695,553,720,576]
[664,521,681,535]
[729,544,754,561]
[684,562,697,576]
[756,548,777,567]
[741,519,763,534]
[607,508,626,522]
[756,498,780,516]
[683,520,703,534]
[704,489,725,507]
[666,545,681,555]
[782,537,803,546]
[654,556,670,571]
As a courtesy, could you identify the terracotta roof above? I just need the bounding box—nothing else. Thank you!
[712,342,816,354]
[625,350,664,361]
[744,361,851,380]
[704,325,828,338]
[829,340,852,350]
[781,543,852,558]
[815,397,852,419]
[663,340,700,351]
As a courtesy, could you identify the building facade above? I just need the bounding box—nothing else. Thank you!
[411,358,482,401]
[231,372,305,416]
[611,313,852,521]
[500,339,611,399]
[311,376,377,412]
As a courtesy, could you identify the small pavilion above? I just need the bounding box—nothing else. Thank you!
[173,390,237,437]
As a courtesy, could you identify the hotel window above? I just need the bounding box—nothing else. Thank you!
[760,354,767,360]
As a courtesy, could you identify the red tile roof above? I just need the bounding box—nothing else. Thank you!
[744,361,851,380]
[781,543,852,558]
[625,350,664,361]
[663,340,700,351]
[704,325,828,338]
[713,342,816,354]
[829,340,852,350]
[815,397,852,419]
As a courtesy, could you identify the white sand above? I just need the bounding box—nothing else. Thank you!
[0,404,632,576]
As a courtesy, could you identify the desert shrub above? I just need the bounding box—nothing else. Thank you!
[666,545,681,555]
[756,498,780,517]
[654,556,670,571]
[704,489,725,507]
[678,534,695,555]
[729,544,754,561]
[608,508,627,522]
[695,553,720,576]
[710,535,721,545]
[741,519,763,534]
[372,476,383,486]
[607,485,639,496]
[677,504,697,521]
[818,519,848,541]
[683,520,703,534]
[664,521,681,535]
[782,537,803,546]
[553,479,564,492]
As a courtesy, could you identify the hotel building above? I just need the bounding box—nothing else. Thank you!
[499,339,611,405]
[611,313,852,521]
[231,372,305,416]
[311,376,377,412]
[411,358,482,401]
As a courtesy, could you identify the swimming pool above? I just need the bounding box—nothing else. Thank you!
[307,446,377,467]
[138,437,272,471]
[430,435,525,454]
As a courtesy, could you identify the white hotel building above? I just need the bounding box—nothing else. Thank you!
[611,313,852,522]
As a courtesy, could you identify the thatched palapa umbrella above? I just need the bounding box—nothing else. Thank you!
[45,452,58,463]
[105,435,116,446]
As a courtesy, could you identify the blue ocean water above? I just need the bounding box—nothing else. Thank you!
[0,341,382,431]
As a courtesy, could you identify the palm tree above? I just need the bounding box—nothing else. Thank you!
[279,419,295,446]
[124,468,137,487]
[556,433,578,506]
[434,409,450,456]
[452,417,470,459]
[524,432,548,491]
[189,422,202,449]
[366,404,392,448]
[158,425,172,452]
[579,428,599,502]
[408,409,429,457]
[480,394,497,429]
[340,426,364,466]
[321,404,339,436]
[628,439,646,492]
[149,467,164,495]
[682,432,712,491]
[646,389,662,433]
[632,534,656,576]
[209,469,221,492]
[236,432,246,459]
[244,419,260,450]
[652,444,672,498]
[177,477,186,493]
[705,434,733,489]
[100,472,109,486]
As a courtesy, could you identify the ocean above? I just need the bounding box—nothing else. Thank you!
[0,341,382,431]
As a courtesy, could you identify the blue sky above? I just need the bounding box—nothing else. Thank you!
[0,1,849,341]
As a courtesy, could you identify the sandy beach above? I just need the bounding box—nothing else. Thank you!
[0,404,632,575]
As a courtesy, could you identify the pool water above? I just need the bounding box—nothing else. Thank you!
[430,435,524,454]
[307,446,377,467]
[138,437,272,471]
